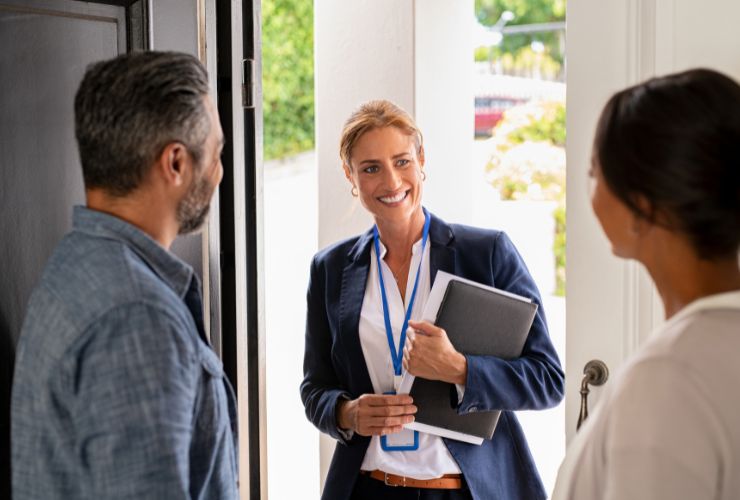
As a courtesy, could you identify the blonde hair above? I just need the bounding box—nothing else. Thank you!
[339,99,423,168]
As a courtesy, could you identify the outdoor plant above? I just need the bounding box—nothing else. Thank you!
[475,0,566,80]
[485,99,567,295]
[262,0,315,161]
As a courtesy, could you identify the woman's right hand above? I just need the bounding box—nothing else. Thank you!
[337,394,417,436]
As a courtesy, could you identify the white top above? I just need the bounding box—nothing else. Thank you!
[552,290,740,500]
[357,237,462,479]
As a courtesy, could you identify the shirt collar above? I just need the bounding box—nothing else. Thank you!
[348,208,453,263]
[659,288,740,334]
[72,205,194,298]
[376,237,426,260]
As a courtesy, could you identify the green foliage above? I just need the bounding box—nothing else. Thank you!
[477,0,566,22]
[475,0,565,71]
[476,0,566,295]
[508,101,565,146]
[486,100,566,201]
[261,0,314,161]
[485,99,567,295]
[474,46,490,62]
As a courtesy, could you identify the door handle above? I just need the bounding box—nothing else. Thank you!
[577,359,609,430]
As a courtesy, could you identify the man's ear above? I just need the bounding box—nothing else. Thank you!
[156,142,190,187]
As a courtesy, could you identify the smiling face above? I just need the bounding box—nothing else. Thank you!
[344,125,425,228]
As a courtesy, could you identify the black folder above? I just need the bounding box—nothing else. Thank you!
[409,279,538,440]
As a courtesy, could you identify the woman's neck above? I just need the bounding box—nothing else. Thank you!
[375,208,426,263]
[643,240,740,319]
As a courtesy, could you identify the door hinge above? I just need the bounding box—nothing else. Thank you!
[241,58,255,109]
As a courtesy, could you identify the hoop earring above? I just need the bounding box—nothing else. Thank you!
[351,186,358,197]
[421,170,427,181]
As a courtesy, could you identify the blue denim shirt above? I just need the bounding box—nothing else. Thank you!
[11,206,238,499]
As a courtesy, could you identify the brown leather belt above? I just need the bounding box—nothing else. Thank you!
[360,469,463,489]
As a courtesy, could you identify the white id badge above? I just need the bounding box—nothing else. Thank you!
[380,389,419,451]
[381,427,419,451]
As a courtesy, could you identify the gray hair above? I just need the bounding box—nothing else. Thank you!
[74,51,211,196]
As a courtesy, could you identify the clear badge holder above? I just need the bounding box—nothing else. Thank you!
[380,389,419,451]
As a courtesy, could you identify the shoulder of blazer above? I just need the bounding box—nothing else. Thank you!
[438,216,504,252]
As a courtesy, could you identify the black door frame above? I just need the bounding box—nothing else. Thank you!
[216,0,265,497]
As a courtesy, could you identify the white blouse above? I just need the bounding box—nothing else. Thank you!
[357,237,462,479]
[552,290,740,500]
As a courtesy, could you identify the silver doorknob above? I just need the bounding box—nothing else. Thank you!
[577,359,609,430]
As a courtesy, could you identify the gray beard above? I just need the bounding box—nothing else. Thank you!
[177,175,212,235]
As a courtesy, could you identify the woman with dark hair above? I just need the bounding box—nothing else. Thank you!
[552,68,740,500]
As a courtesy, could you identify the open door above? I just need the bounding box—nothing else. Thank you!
[214,0,266,498]
[0,2,145,495]
[0,0,225,496]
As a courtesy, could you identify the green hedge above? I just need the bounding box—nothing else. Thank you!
[262,0,315,161]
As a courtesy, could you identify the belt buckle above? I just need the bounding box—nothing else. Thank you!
[384,472,406,487]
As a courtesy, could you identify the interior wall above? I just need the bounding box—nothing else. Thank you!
[414,0,474,224]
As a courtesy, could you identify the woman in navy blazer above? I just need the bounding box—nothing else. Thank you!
[301,100,564,500]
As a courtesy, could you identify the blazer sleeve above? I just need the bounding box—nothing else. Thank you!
[457,232,565,414]
[299,255,353,443]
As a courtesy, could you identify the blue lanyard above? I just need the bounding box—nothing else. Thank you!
[373,210,431,377]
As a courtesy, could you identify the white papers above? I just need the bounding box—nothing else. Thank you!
[396,271,454,395]
[397,271,532,444]
[409,421,484,445]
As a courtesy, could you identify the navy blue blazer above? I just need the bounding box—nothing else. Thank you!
[300,212,564,500]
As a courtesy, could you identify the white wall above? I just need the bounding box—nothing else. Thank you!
[414,1,475,224]
[314,0,474,490]
[315,0,415,249]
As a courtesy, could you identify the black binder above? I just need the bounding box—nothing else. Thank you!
[409,279,538,440]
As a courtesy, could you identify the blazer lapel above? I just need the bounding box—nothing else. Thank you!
[429,212,456,284]
[338,229,375,395]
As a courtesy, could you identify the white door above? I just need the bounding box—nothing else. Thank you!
[565,0,740,443]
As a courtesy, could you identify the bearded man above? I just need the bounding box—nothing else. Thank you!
[11,51,237,500]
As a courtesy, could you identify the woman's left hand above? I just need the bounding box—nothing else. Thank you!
[403,320,467,385]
